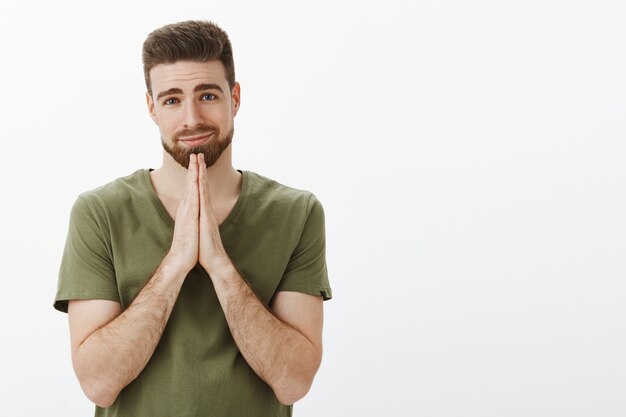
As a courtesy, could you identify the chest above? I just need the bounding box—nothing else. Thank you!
[110,219,293,309]
[160,194,237,227]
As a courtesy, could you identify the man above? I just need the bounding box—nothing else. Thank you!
[54,20,332,417]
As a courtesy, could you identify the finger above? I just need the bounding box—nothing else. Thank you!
[198,155,209,207]
[189,153,198,176]
[185,154,196,196]
[188,154,199,212]
[198,152,205,170]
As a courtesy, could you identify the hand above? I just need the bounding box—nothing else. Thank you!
[197,153,229,274]
[165,154,200,274]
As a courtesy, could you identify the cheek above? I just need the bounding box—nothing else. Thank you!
[215,108,233,125]
[154,112,178,134]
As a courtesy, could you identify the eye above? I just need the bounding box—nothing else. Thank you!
[163,98,178,105]
[201,93,217,101]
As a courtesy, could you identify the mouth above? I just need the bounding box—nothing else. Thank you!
[179,133,212,147]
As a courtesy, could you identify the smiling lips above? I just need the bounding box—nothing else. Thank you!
[179,133,212,147]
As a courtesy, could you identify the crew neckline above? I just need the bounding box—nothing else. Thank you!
[140,168,249,231]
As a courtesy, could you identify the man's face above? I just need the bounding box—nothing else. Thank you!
[146,60,240,169]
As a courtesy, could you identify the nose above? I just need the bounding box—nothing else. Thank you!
[182,101,204,128]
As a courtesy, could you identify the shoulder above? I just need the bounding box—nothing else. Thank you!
[73,169,149,219]
[244,171,323,218]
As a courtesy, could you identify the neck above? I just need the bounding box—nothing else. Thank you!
[151,145,241,202]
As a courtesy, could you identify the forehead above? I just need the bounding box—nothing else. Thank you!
[149,60,228,92]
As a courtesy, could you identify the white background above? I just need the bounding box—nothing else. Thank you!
[1,0,625,416]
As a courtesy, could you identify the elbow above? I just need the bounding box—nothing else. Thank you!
[73,353,122,408]
[274,379,313,406]
[273,347,322,405]
[92,396,117,409]
[75,366,120,409]
[81,379,120,408]
[272,361,320,405]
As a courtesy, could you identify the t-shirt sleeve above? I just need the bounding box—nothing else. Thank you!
[275,194,333,300]
[53,195,120,313]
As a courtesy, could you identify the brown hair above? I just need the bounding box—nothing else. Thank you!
[142,20,235,96]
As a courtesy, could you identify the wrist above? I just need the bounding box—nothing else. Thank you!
[162,252,194,277]
[202,253,234,278]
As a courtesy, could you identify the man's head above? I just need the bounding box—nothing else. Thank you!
[142,20,235,96]
[142,20,240,169]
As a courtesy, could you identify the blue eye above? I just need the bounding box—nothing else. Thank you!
[163,98,178,105]
[202,93,217,101]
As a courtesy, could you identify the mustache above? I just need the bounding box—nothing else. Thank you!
[174,125,218,141]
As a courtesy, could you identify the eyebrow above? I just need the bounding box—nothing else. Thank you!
[156,83,225,100]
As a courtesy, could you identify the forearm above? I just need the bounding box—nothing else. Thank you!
[74,256,187,407]
[209,261,321,405]
[197,156,321,403]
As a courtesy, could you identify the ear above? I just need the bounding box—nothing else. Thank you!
[231,82,241,117]
[146,91,158,125]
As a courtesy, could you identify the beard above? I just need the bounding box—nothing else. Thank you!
[162,125,234,169]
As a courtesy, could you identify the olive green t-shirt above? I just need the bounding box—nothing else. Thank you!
[54,168,332,417]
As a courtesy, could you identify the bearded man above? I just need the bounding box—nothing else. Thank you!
[54,20,332,417]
